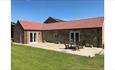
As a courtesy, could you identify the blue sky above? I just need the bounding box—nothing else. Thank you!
[12,0,104,22]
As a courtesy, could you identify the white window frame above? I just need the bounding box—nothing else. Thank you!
[69,31,80,43]
[29,31,38,44]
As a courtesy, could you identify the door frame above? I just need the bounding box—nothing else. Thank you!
[69,31,80,43]
[29,32,38,44]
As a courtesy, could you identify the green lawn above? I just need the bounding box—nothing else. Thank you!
[11,44,104,70]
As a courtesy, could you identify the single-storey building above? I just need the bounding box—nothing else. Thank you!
[13,17,104,48]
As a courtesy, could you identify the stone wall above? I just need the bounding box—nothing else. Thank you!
[80,28,99,47]
[42,30,69,43]
[42,28,102,47]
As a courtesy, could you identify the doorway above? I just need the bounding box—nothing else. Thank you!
[69,31,80,43]
[29,32,37,44]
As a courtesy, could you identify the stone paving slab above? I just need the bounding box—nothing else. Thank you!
[28,42,104,57]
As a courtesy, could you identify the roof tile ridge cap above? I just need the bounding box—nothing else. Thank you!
[71,16,104,21]
[80,16,104,20]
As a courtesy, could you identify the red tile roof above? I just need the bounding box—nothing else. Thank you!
[18,20,42,30]
[18,17,104,30]
[42,17,104,30]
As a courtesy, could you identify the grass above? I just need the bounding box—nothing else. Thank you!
[11,44,104,70]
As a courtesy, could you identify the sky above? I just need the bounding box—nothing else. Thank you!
[12,0,104,23]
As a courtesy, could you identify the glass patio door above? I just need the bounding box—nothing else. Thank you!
[70,31,80,43]
[29,32,37,43]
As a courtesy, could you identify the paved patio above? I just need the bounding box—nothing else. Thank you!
[27,42,104,57]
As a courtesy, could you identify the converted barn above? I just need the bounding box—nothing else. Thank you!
[13,17,104,48]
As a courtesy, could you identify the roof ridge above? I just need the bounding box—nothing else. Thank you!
[65,16,104,22]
